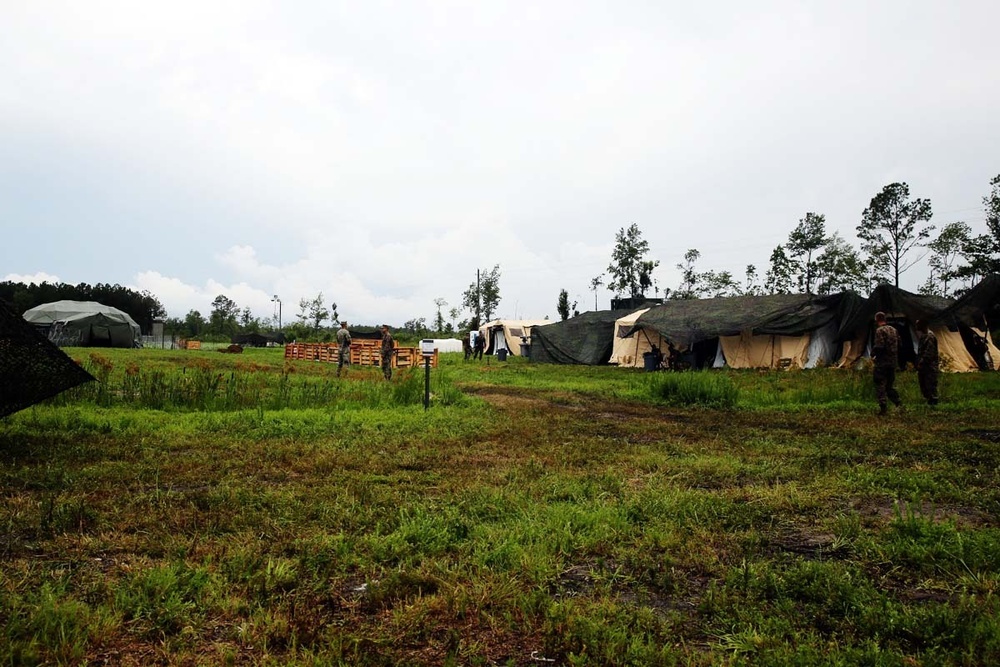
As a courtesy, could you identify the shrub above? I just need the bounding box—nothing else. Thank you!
[647,371,738,408]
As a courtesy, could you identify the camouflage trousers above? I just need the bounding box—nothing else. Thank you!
[337,347,350,376]
[381,352,393,380]
[873,365,901,408]
[918,368,939,405]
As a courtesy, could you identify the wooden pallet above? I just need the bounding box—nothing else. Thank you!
[284,342,438,368]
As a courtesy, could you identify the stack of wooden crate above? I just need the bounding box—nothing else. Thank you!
[284,341,437,368]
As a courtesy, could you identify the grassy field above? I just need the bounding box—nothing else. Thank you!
[3,348,1000,666]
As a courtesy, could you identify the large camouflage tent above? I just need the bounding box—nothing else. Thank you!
[928,274,1000,371]
[23,300,141,348]
[1,299,95,419]
[529,309,632,365]
[621,293,862,370]
[836,285,956,369]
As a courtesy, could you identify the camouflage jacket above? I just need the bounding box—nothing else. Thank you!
[917,330,939,370]
[873,324,899,368]
[336,327,352,350]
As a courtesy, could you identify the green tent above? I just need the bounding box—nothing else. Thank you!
[1,299,95,418]
[530,310,632,365]
[23,300,141,348]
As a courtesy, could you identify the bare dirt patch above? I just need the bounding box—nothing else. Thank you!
[848,496,996,528]
[963,428,1000,443]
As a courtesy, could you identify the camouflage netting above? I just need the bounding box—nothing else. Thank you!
[530,310,632,365]
[0,299,95,419]
[624,293,863,349]
[836,284,954,341]
[932,274,1000,330]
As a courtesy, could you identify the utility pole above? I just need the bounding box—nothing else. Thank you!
[272,295,282,330]
[476,269,481,326]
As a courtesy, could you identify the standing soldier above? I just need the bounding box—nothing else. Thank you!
[472,332,485,360]
[914,319,940,405]
[336,321,351,377]
[380,324,395,380]
[462,333,472,361]
[872,311,903,415]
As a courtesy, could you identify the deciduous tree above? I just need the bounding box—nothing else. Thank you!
[557,289,575,321]
[589,274,603,311]
[673,249,701,300]
[814,234,869,295]
[209,295,240,336]
[786,212,828,293]
[607,224,659,298]
[743,265,763,296]
[433,298,447,333]
[462,265,502,324]
[297,293,329,331]
[764,245,795,294]
[857,182,934,287]
[954,175,1000,286]
[182,309,205,338]
[922,221,971,296]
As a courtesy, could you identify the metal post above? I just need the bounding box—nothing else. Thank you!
[424,354,430,410]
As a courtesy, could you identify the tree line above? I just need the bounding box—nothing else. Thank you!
[0,281,166,332]
[8,176,997,337]
[415,175,1000,329]
[582,175,1000,312]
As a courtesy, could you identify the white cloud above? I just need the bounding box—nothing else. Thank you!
[3,272,62,285]
[4,1,1000,323]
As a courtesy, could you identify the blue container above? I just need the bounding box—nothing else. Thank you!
[497,348,508,361]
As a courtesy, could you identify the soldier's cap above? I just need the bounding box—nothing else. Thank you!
[874,311,886,321]
[340,321,348,326]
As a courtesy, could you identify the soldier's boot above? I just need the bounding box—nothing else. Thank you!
[879,403,888,416]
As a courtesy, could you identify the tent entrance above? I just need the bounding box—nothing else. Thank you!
[958,325,996,371]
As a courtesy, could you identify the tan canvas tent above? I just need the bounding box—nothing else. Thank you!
[610,309,658,367]
[928,275,1000,371]
[478,319,552,357]
[835,284,966,370]
[718,319,841,369]
[618,294,851,370]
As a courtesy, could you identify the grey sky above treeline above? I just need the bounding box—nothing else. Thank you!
[3,1,998,325]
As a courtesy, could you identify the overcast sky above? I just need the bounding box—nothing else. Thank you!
[3,1,999,327]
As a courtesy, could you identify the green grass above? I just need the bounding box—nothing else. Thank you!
[2,348,1000,664]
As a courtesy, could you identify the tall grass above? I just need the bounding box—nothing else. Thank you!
[643,370,740,407]
[48,352,468,412]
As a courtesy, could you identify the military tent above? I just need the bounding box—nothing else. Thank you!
[621,293,857,370]
[836,285,954,369]
[928,274,1000,371]
[530,310,632,365]
[23,300,141,348]
[478,319,552,356]
[609,308,651,366]
[1,299,95,418]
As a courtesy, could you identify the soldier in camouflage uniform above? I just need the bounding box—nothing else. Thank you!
[380,324,394,381]
[914,319,939,405]
[336,321,351,377]
[872,312,902,415]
